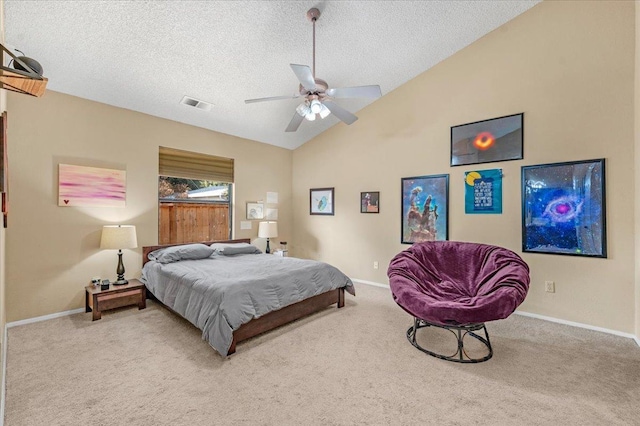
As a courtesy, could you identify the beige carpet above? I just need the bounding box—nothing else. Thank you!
[5,284,640,426]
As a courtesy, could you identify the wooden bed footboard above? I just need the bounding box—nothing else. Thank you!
[147,286,345,356]
[228,287,345,355]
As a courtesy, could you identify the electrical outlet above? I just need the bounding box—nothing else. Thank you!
[545,281,555,293]
[373,261,379,270]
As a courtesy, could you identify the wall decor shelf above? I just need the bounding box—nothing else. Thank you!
[0,43,47,97]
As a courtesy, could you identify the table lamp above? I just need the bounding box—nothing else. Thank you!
[100,225,137,285]
[258,221,278,254]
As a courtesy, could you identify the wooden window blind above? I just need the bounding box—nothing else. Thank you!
[159,147,234,182]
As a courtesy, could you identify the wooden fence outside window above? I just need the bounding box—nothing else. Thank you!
[159,202,230,245]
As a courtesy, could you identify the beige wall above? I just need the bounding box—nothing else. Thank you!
[0,0,5,398]
[635,0,640,340]
[293,1,636,333]
[6,90,292,322]
[2,1,638,337]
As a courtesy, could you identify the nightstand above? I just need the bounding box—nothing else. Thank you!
[85,278,146,321]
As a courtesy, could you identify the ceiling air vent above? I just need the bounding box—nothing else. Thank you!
[180,96,213,111]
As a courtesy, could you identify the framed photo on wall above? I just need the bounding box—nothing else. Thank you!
[246,202,264,219]
[58,164,126,207]
[451,113,523,166]
[1,112,7,228]
[310,187,334,215]
[401,174,448,244]
[361,191,379,213]
[0,112,7,193]
[521,158,606,258]
[1,193,6,228]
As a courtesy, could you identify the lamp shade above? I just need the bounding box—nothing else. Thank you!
[100,225,138,250]
[258,221,278,239]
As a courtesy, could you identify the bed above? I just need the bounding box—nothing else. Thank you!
[141,239,354,356]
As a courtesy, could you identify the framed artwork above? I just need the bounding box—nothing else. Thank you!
[310,187,334,215]
[522,158,606,258]
[0,111,6,192]
[246,202,264,219]
[58,164,126,207]
[451,113,523,166]
[1,112,7,227]
[464,169,502,214]
[401,174,449,244]
[361,191,379,213]
[1,192,6,228]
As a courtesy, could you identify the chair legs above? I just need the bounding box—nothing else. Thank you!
[406,318,493,363]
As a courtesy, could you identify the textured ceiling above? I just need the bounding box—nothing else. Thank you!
[4,1,540,150]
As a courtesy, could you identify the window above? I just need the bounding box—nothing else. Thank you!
[158,147,234,244]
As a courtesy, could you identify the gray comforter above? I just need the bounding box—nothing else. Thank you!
[141,253,354,356]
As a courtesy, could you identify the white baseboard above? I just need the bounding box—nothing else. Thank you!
[515,310,637,341]
[350,278,389,289]
[354,279,639,346]
[6,308,85,329]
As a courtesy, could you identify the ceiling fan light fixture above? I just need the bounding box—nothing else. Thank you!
[319,103,331,119]
[296,102,311,117]
[244,7,381,133]
[309,99,322,114]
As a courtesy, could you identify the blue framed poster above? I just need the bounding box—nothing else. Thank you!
[465,169,502,214]
[522,159,606,258]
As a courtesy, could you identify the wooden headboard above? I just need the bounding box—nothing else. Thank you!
[142,239,251,266]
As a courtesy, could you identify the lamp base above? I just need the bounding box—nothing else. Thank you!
[114,250,128,286]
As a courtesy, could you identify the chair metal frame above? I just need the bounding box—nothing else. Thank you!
[407,317,493,363]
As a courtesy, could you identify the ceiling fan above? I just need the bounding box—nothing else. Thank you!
[244,8,382,132]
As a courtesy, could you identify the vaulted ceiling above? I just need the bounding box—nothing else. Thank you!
[4,1,540,150]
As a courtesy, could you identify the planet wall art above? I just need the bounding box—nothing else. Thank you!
[521,159,606,258]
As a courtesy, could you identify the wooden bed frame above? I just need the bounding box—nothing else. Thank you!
[142,239,345,355]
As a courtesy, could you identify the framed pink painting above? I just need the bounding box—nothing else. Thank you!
[58,164,126,207]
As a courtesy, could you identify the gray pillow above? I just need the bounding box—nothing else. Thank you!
[210,242,252,250]
[220,245,261,255]
[149,243,215,264]
[210,242,261,255]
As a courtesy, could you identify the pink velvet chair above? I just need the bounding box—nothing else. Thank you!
[388,241,530,363]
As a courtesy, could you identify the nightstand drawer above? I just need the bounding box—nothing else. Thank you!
[86,279,146,321]
[97,290,141,311]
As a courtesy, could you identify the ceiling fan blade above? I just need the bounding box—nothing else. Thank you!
[290,64,316,92]
[326,85,382,99]
[285,112,305,132]
[245,94,300,104]
[322,100,358,125]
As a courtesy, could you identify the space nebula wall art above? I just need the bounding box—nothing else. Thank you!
[401,174,449,244]
[521,159,606,258]
[451,113,523,166]
[58,164,126,207]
